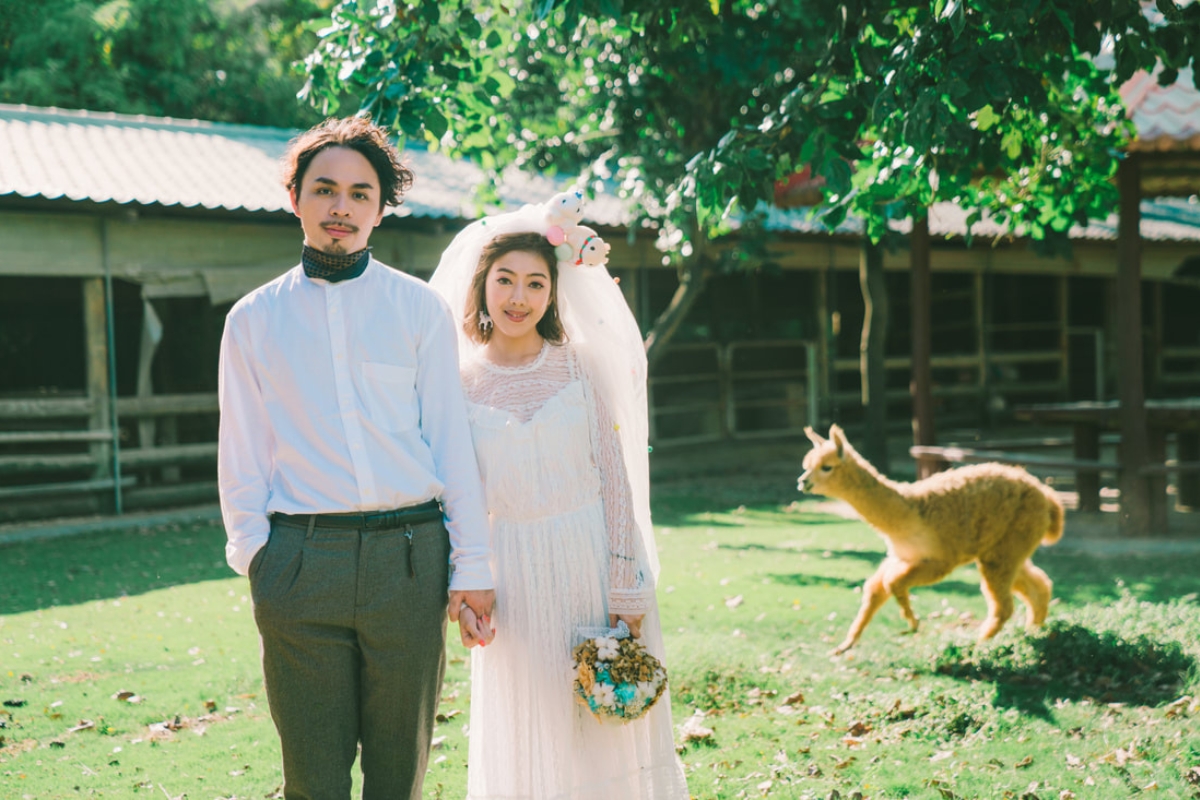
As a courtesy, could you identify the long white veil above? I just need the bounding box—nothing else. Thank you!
[428,195,660,582]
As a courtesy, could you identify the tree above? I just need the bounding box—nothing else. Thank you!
[303,0,1199,463]
[302,0,1197,300]
[0,0,333,128]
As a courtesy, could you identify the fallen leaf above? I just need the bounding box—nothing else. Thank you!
[930,750,954,762]
[725,595,744,609]
[112,691,142,704]
[2,699,27,708]
[203,699,217,713]
[49,740,65,749]
[781,690,805,706]
[679,714,715,744]
[67,719,95,733]
[1163,695,1192,718]
[1141,782,1158,791]
[1065,753,1082,768]
[756,779,772,794]
[1014,755,1034,768]
[847,719,872,736]
[430,736,447,750]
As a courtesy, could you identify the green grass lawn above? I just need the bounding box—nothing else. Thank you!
[2,478,1199,799]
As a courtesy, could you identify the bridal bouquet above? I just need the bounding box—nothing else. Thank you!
[571,622,667,724]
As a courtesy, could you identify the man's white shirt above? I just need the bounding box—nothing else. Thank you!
[217,258,492,590]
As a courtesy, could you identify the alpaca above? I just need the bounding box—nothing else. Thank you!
[798,425,1063,654]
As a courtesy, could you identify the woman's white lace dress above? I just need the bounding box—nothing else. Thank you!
[461,342,689,800]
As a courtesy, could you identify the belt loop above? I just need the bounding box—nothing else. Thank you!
[306,515,317,540]
[404,523,415,578]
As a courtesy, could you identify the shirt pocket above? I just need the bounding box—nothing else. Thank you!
[361,362,419,432]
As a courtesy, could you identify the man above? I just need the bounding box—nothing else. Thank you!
[218,117,494,799]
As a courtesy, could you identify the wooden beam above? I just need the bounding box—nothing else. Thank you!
[1116,154,1153,536]
[0,398,94,419]
[0,430,113,444]
[116,393,219,417]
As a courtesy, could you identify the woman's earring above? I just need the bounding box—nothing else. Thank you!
[478,312,493,332]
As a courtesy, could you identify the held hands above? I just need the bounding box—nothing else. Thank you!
[449,589,496,648]
[609,613,645,639]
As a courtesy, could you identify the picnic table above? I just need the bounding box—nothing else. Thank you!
[1013,400,1200,524]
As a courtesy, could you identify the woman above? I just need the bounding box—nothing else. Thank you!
[430,197,689,799]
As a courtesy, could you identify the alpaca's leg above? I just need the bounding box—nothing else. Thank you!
[884,559,954,632]
[1012,559,1053,628]
[976,559,1020,641]
[833,560,894,654]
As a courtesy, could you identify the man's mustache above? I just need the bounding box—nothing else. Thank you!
[321,222,360,232]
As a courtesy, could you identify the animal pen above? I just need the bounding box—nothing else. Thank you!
[2,103,1200,527]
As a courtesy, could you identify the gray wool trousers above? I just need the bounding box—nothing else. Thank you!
[249,514,450,800]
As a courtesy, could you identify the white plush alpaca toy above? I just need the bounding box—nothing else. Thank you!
[567,225,611,267]
[546,190,584,226]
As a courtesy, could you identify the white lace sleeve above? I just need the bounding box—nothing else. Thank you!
[575,349,654,615]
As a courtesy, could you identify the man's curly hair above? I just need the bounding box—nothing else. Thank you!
[282,117,414,209]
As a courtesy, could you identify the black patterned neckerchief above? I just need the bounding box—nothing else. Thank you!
[301,244,372,283]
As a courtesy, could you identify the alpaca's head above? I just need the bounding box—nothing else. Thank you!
[797,424,858,497]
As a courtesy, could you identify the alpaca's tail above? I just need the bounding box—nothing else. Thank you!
[1041,486,1065,545]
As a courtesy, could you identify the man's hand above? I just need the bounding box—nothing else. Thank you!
[609,613,645,639]
[449,589,496,644]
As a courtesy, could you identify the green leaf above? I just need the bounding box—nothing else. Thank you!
[975,104,999,131]
[424,109,448,140]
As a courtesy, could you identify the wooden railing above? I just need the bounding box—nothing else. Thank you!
[648,340,818,446]
[0,393,219,519]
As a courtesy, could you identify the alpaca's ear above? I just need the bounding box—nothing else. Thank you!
[804,427,826,447]
[830,424,846,458]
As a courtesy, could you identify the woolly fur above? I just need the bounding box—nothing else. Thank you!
[799,425,1063,653]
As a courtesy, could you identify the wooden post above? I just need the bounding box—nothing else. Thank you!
[816,268,831,427]
[1178,432,1200,510]
[910,213,937,477]
[859,239,889,471]
[974,270,988,422]
[82,277,111,482]
[1115,154,1152,536]
[1074,423,1101,513]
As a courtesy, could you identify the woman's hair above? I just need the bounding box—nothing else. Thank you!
[464,232,565,345]
[282,117,414,209]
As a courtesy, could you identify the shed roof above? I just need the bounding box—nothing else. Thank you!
[0,104,628,225]
[2,102,1199,242]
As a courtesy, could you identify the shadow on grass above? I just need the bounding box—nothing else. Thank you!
[0,522,234,614]
[934,621,1195,717]
[767,572,864,590]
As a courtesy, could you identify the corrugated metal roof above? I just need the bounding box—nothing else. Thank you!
[760,196,1200,242]
[1,103,1198,242]
[0,104,629,225]
[1123,67,1200,151]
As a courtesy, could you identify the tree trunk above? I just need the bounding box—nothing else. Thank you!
[644,254,713,371]
[910,213,938,478]
[859,240,889,471]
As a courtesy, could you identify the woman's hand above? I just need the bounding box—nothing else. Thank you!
[609,613,645,638]
[457,605,495,648]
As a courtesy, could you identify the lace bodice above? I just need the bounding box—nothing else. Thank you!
[461,342,651,614]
